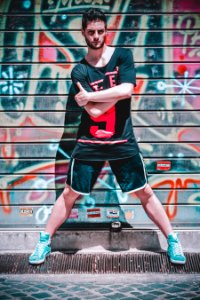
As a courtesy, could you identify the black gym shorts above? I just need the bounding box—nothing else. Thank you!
[66,153,148,195]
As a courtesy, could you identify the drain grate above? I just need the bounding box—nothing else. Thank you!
[0,253,200,274]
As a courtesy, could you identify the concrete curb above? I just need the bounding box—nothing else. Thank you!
[0,229,200,252]
[1,273,200,282]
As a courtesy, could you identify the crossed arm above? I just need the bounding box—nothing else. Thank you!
[75,82,133,118]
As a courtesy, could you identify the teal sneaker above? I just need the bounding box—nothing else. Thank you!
[29,231,51,265]
[167,233,186,264]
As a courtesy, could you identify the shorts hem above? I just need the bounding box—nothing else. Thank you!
[70,185,90,196]
[65,182,90,196]
[125,182,148,194]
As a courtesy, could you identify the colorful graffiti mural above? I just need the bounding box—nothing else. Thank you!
[0,0,200,228]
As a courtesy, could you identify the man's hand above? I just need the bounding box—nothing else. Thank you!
[75,82,91,107]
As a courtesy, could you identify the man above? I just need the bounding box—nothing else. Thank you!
[29,8,186,265]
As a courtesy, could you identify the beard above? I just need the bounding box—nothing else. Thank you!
[85,36,106,50]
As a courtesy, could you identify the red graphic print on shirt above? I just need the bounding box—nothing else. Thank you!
[90,106,116,138]
[89,67,118,138]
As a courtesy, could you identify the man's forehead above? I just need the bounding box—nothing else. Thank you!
[85,20,106,30]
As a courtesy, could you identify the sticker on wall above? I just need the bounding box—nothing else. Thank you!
[106,209,119,219]
[19,207,33,217]
[156,161,171,171]
[124,210,134,220]
[87,208,101,218]
[69,208,79,219]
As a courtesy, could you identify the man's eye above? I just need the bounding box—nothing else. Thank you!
[98,30,104,34]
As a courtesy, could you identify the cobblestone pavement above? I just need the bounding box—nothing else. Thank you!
[0,274,200,300]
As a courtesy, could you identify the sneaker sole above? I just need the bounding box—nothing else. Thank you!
[169,257,186,265]
[29,251,51,265]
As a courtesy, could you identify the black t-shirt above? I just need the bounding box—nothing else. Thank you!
[70,47,139,161]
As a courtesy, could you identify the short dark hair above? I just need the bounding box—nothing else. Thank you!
[82,8,107,30]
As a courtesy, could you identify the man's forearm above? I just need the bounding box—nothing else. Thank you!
[88,83,133,103]
[84,99,118,118]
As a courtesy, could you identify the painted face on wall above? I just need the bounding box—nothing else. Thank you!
[82,20,107,50]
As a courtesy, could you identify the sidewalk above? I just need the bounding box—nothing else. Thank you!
[0,273,200,299]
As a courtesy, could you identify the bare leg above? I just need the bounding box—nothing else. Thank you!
[131,184,173,238]
[44,184,80,238]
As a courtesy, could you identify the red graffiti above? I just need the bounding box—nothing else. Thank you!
[0,163,56,214]
[133,78,145,100]
[105,15,122,45]
[39,32,72,69]
[152,178,200,220]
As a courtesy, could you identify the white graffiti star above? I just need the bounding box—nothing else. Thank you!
[157,71,200,106]
[0,66,24,98]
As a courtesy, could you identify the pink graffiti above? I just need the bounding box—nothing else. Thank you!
[173,0,200,81]
[178,128,200,153]
[39,32,73,68]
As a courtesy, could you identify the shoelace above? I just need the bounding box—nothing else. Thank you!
[172,241,183,256]
[34,242,48,256]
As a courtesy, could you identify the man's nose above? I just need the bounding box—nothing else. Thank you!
[94,31,99,39]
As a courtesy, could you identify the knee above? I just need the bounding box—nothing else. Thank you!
[63,185,79,202]
[135,184,154,202]
[63,186,70,199]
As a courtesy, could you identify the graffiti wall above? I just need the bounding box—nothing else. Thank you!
[0,0,200,229]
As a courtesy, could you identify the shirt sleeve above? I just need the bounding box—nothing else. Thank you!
[71,64,93,93]
[118,49,136,87]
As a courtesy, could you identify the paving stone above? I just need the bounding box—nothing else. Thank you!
[166,297,186,300]
[20,297,37,300]
[57,283,67,287]
[0,295,12,300]
[107,292,127,299]
[7,288,22,294]
[111,285,123,289]
[11,292,28,298]
[67,286,88,292]
[149,290,167,296]
[53,292,72,298]
[75,291,93,297]
[147,283,169,289]
[0,287,11,292]
[121,297,139,300]
[180,294,199,299]
[192,288,200,293]
[96,288,113,294]
[160,286,186,294]
[25,287,41,292]
[66,298,81,300]
[86,296,105,300]
[174,283,191,288]
[164,294,183,300]
[130,291,144,296]
[118,286,134,292]
[53,289,68,294]
[34,284,52,289]
[138,285,157,291]
[137,294,158,300]
[31,292,53,299]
